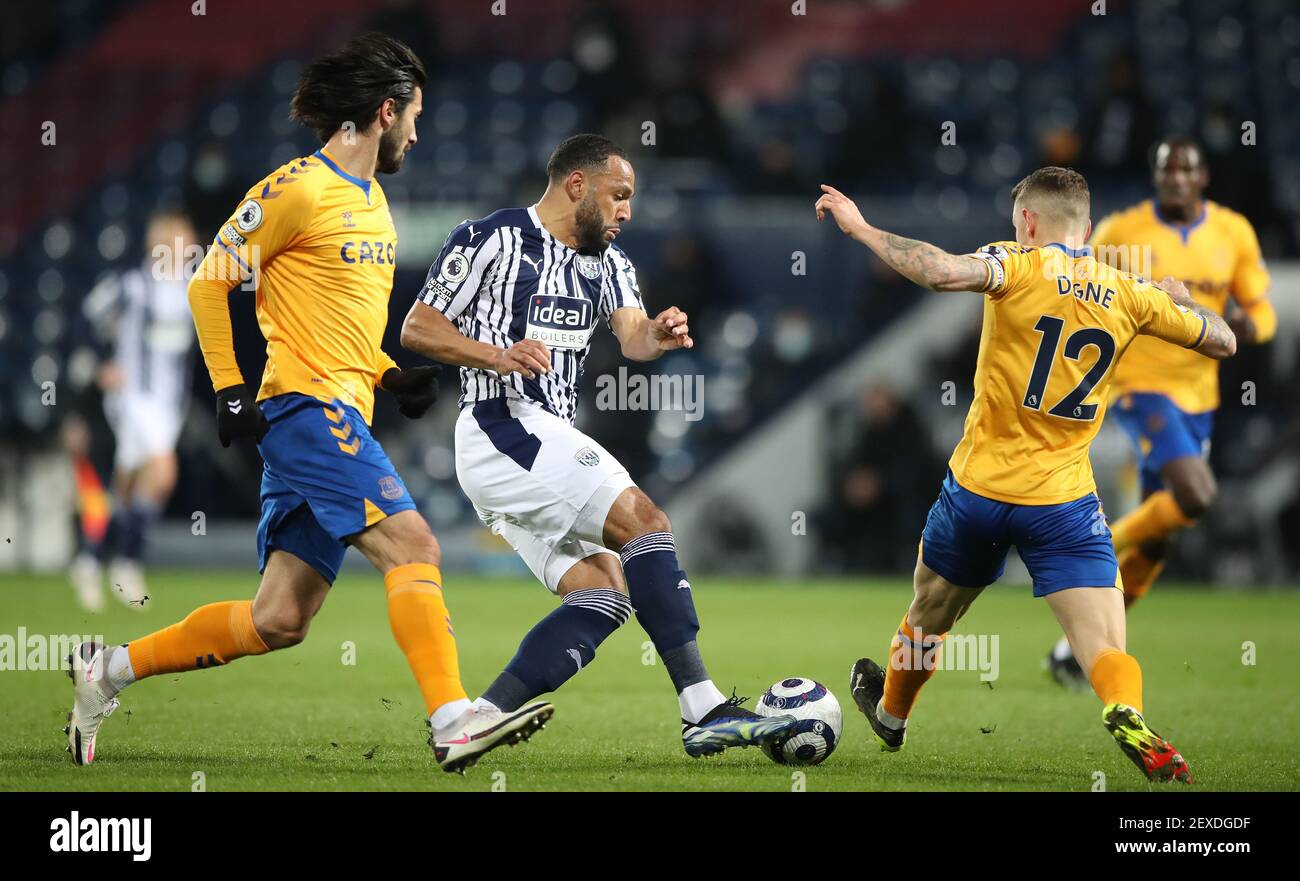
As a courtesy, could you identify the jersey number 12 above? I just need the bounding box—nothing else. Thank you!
[1022,315,1116,421]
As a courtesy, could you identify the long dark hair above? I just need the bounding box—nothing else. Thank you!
[290,32,426,143]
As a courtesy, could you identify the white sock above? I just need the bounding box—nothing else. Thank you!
[429,698,473,735]
[471,696,499,713]
[104,645,136,694]
[679,680,727,724]
[875,699,908,731]
[1052,636,1074,661]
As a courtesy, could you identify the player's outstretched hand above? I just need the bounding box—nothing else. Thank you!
[815,184,871,239]
[215,383,270,447]
[382,365,441,419]
[494,340,551,380]
[650,307,693,351]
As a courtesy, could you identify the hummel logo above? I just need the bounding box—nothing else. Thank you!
[468,225,481,243]
[677,579,691,591]
[520,253,541,273]
[227,401,243,414]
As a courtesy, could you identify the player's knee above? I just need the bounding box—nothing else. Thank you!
[908,593,960,633]
[628,490,672,536]
[1171,476,1215,519]
[387,514,442,568]
[909,591,952,632]
[910,573,966,632]
[912,562,950,603]
[606,489,671,548]
[412,528,442,568]
[253,608,312,649]
[642,504,672,536]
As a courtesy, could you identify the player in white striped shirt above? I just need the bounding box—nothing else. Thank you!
[402,135,797,756]
[70,210,198,611]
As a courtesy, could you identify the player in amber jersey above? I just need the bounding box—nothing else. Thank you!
[816,167,1236,783]
[61,34,551,774]
[1047,137,1276,689]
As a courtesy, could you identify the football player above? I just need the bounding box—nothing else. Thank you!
[64,33,550,773]
[400,134,799,757]
[816,168,1235,783]
[1046,136,1275,688]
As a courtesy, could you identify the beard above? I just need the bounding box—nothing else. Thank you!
[376,126,408,174]
[574,192,609,254]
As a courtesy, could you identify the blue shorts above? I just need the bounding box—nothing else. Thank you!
[255,393,416,584]
[1112,393,1213,495]
[920,472,1118,597]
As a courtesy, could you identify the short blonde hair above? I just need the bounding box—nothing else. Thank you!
[1010,166,1090,228]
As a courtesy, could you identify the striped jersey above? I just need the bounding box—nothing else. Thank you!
[417,205,644,422]
[84,265,194,407]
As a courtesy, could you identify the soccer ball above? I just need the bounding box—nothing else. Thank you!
[754,677,843,766]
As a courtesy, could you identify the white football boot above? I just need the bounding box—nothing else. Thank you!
[107,559,149,610]
[65,642,121,765]
[430,702,554,774]
[69,553,105,613]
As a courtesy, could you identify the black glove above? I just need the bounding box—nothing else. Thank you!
[381,365,441,419]
[215,384,270,447]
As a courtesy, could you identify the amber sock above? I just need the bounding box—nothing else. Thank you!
[1118,546,1166,610]
[126,600,270,680]
[1088,649,1143,712]
[1111,490,1193,555]
[384,563,469,718]
[881,613,946,723]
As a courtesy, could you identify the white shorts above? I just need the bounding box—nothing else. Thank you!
[104,393,183,472]
[455,397,636,593]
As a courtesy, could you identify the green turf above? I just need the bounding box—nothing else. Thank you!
[1,570,1297,791]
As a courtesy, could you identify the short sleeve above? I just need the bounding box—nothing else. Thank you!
[600,243,644,320]
[417,220,502,321]
[969,241,1034,298]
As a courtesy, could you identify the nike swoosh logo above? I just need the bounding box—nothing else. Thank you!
[443,733,471,745]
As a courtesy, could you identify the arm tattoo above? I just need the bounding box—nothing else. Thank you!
[1182,299,1236,357]
[871,231,987,291]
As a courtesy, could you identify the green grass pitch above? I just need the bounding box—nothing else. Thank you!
[2,570,1297,791]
